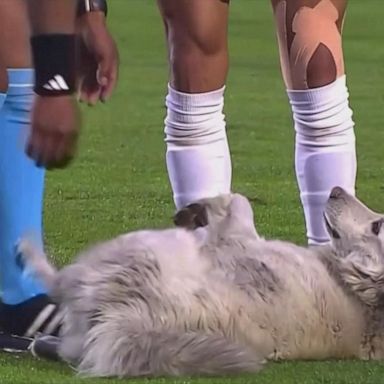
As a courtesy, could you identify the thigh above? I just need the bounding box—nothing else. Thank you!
[271,0,348,89]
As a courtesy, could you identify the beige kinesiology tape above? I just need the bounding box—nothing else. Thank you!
[274,0,344,89]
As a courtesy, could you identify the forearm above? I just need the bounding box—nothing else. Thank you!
[27,0,78,35]
[28,1,78,96]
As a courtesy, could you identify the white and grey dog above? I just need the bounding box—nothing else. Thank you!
[19,186,384,378]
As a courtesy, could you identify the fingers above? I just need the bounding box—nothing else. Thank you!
[26,130,77,169]
[96,46,119,103]
[26,96,80,169]
[76,15,119,105]
[79,55,118,105]
[98,60,118,103]
[77,58,113,105]
[77,59,101,105]
[78,78,101,106]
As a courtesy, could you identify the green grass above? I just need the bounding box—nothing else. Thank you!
[2,0,384,383]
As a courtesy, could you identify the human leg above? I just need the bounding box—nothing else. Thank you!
[157,0,232,208]
[0,1,60,338]
[271,0,355,245]
[0,69,47,306]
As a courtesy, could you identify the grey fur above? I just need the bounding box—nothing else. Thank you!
[19,188,384,377]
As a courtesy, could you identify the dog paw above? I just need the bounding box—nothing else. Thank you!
[174,203,208,230]
[14,237,40,270]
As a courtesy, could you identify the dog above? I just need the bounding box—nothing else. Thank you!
[19,186,384,377]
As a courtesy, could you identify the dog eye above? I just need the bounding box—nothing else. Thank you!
[371,219,383,236]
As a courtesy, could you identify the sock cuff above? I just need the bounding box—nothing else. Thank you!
[7,69,34,86]
[7,69,34,95]
[287,75,348,107]
[167,84,226,109]
[288,74,355,141]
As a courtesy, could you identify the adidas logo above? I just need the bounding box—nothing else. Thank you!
[43,75,69,91]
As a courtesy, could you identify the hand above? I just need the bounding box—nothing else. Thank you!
[26,95,81,169]
[76,12,119,105]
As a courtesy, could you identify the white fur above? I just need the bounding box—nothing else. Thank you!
[21,189,384,377]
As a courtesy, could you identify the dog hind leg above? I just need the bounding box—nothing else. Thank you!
[77,320,263,377]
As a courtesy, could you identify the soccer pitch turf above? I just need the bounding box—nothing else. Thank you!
[1,1,384,383]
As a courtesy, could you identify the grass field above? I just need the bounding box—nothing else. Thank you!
[2,0,384,383]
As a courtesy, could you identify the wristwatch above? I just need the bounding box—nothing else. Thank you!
[77,0,108,17]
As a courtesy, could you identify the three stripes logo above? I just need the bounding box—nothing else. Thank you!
[43,75,70,92]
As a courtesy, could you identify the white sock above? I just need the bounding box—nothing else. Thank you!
[288,75,356,245]
[164,85,232,209]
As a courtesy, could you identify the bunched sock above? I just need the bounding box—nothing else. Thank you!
[164,85,232,209]
[288,75,356,245]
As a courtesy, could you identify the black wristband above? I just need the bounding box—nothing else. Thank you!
[77,0,108,17]
[31,34,76,97]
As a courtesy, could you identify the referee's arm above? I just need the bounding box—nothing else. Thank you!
[25,0,81,169]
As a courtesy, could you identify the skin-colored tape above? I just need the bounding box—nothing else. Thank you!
[274,0,344,89]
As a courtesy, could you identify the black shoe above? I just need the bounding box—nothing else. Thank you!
[29,335,61,361]
[0,294,64,351]
[0,333,33,353]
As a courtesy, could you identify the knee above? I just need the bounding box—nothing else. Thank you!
[167,37,228,92]
[170,41,226,73]
[167,26,228,82]
[160,4,228,92]
[275,0,346,89]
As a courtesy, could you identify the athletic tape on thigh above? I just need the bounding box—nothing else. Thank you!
[275,0,344,89]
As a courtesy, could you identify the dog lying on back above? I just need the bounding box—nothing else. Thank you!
[20,187,384,377]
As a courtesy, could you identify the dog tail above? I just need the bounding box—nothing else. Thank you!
[16,238,57,291]
[77,320,264,377]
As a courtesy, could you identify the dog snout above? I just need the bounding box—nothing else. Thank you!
[330,187,344,199]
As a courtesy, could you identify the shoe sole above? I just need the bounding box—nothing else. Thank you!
[29,335,60,361]
[0,333,32,352]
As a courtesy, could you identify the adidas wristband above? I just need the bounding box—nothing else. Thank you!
[77,0,108,17]
[31,34,76,97]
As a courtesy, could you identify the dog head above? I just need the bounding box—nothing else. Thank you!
[174,193,260,242]
[324,186,384,306]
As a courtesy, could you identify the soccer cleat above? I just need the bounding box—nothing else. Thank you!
[29,335,61,361]
[0,333,33,353]
[0,294,64,352]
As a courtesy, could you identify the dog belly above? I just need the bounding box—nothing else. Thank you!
[228,263,365,361]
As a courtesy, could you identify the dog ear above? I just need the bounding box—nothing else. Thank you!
[173,203,208,230]
[338,249,384,307]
